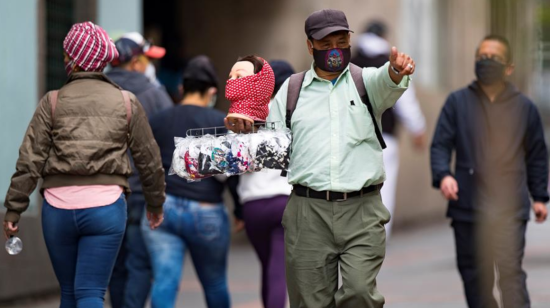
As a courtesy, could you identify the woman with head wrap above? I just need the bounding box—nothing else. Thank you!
[3,21,166,308]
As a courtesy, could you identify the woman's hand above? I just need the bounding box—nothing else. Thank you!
[147,212,164,230]
[233,218,245,233]
[3,221,19,239]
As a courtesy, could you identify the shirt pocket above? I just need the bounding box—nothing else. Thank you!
[347,103,375,145]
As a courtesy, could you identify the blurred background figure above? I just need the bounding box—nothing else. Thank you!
[236,60,294,308]
[351,21,426,238]
[142,55,240,308]
[431,35,549,308]
[107,32,173,308]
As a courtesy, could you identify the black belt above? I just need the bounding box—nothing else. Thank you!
[292,184,382,202]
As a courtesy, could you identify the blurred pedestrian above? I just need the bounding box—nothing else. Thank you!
[2,21,165,308]
[142,55,240,308]
[107,32,173,308]
[236,60,294,308]
[352,21,426,238]
[226,9,415,308]
[431,35,549,308]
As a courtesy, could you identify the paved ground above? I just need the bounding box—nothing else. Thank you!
[5,220,550,308]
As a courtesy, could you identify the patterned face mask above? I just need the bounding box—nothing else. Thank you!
[312,47,351,72]
[225,58,275,122]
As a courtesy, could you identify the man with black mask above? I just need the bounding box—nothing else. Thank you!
[227,9,415,308]
[431,35,549,308]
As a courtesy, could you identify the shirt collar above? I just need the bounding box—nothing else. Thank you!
[302,62,351,88]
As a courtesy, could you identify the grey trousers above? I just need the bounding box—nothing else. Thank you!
[283,190,390,308]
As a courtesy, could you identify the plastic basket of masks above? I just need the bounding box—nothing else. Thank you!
[170,123,291,181]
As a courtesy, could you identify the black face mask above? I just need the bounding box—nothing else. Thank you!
[475,59,506,85]
[312,47,351,73]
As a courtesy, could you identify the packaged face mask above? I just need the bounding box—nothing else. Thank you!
[170,137,192,179]
[253,128,292,170]
[198,135,231,175]
[225,134,253,176]
[185,138,209,181]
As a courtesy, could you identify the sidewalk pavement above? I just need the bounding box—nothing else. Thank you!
[5,219,550,308]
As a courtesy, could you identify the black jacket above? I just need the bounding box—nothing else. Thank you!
[106,68,173,194]
[431,81,549,222]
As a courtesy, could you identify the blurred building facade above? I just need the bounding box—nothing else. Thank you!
[0,0,547,302]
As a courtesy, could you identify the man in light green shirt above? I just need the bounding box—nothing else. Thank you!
[227,9,415,308]
[268,60,408,192]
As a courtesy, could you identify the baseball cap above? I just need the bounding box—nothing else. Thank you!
[305,9,354,40]
[182,55,219,88]
[114,32,166,64]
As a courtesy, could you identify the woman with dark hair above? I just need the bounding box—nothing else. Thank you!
[143,55,242,308]
[2,22,165,308]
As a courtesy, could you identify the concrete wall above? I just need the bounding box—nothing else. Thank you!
[98,0,142,38]
[0,0,58,300]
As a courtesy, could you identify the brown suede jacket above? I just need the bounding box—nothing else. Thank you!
[4,72,166,223]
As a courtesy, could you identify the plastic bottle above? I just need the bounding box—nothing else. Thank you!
[5,236,23,255]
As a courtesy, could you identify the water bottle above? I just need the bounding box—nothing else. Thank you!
[5,236,23,255]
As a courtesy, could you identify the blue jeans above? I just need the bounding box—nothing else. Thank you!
[141,194,230,308]
[109,193,152,308]
[42,195,127,308]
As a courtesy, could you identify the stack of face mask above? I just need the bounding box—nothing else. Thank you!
[170,127,292,182]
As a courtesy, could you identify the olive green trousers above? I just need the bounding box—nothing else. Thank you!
[282,190,390,308]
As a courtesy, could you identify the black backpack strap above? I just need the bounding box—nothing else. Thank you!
[285,71,307,130]
[349,63,387,149]
[281,71,306,177]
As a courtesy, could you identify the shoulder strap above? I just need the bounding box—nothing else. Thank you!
[50,90,59,122]
[120,90,132,132]
[285,71,307,130]
[349,64,387,149]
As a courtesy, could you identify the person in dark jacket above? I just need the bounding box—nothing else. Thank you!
[430,35,549,308]
[106,32,173,308]
[142,55,241,308]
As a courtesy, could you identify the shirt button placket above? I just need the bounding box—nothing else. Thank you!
[330,89,340,190]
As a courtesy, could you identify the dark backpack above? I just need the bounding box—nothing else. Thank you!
[285,63,386,149]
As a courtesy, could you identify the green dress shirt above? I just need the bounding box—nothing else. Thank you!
[267,61,409,192]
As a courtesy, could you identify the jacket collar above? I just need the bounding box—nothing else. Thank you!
[66,71,122,89]
[468,80,520,102]
[302,62,351,88]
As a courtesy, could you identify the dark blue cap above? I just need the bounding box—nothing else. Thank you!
[113,38,143,65]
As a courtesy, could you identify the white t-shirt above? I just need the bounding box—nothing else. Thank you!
[238,169,292,204]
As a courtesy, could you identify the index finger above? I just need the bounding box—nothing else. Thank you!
[390,46,398,62]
